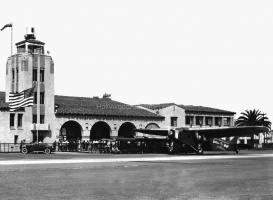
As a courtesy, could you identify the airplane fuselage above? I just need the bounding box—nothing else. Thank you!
[168,129,238,154]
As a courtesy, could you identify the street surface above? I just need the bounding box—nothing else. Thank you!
[0,150,273,200]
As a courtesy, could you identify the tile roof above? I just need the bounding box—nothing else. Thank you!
[15,39,45,46]
[1,91,235,116]
[138,103,176,110]
[138,102,236,115]
[0,92,9,110]
[55,95,164,119]
[179,105,236,114]
[0,91,162,118]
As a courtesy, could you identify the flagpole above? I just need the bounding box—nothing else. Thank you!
[37,124,39,144]
[11,23,13,56]
[37,57,40,144]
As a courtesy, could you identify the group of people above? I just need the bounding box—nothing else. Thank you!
[57,139,121,153]
[57,140,90,152]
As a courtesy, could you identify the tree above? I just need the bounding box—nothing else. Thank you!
[235,109,271,148]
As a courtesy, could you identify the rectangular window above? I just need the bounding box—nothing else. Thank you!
[16,68,19,92]
[196,116,203,126]
[40,115,45,124]
[40,70,44,82]
[33,69,37,81]
[185,116,193,125]
[12,69,15,83]
[171,117,177,127]
[10,113,15,127]
[33,114,37,124]
[223,117,230,126]
[40,92,44,104]
[205,117,213,126]
[18,114,23,127]
[14,135,18,144]
[215,117,222,126]
[34,92,37,104]
[16,68,19,82]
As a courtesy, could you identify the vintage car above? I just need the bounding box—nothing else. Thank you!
[22,143,54,154]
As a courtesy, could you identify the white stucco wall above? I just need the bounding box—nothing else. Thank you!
[136,105,185,128]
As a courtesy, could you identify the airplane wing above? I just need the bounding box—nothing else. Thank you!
[188,126,269,138]
[134,128,170,136]
[134,126,268,138]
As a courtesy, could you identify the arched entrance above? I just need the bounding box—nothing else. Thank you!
[60,121,82,141]
[145,123,160,129]
[90,121,111,140]
[118,122,136,138]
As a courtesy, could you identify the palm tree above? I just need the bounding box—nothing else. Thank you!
[235,109,271,148]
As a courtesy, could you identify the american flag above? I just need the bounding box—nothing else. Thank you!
[9,87,35,112]
[1,23,12,31]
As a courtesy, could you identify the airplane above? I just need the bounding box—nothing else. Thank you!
[134,126,269,154]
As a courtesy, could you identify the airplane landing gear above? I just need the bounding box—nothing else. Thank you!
[197,141,203,155]
[197,148,203,155]
[235,145,239,154]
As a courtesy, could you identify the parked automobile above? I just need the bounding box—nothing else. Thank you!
[22,143,54,154]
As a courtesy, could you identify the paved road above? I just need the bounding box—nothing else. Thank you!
[0,151,273,200]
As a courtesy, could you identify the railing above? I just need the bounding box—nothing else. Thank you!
[0,143,21,153]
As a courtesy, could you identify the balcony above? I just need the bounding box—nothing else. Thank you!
[30,124,49,131]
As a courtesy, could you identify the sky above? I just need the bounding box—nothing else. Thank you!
[1,0,273,122]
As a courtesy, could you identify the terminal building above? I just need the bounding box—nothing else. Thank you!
[3,28,264,146]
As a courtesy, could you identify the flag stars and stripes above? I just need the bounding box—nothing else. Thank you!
[9,87,35,112]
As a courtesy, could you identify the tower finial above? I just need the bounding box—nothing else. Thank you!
[24,27,36,40]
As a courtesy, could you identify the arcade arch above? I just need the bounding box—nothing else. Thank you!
[118,122,136,138]
[90,121,111,140]
[60,121,82,141]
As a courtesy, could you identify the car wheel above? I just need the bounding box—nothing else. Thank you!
[45,148,51,154]
[22,148,28,154]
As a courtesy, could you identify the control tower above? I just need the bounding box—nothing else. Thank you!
[5,28,55,143]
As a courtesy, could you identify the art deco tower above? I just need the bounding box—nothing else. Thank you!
[5,28,55,143]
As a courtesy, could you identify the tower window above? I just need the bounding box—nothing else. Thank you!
[16,68,19,82]
[34,92,37,104]
[40,115,45,124]
[18,114,23,127]
[14,135,18,144]
[10,113,15,128]
[40,70,44,82]
[33,69,37,81]
[12,69,15,83]
[16,68,19,93]
[33,114,37,124]
[40,92,44,104]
